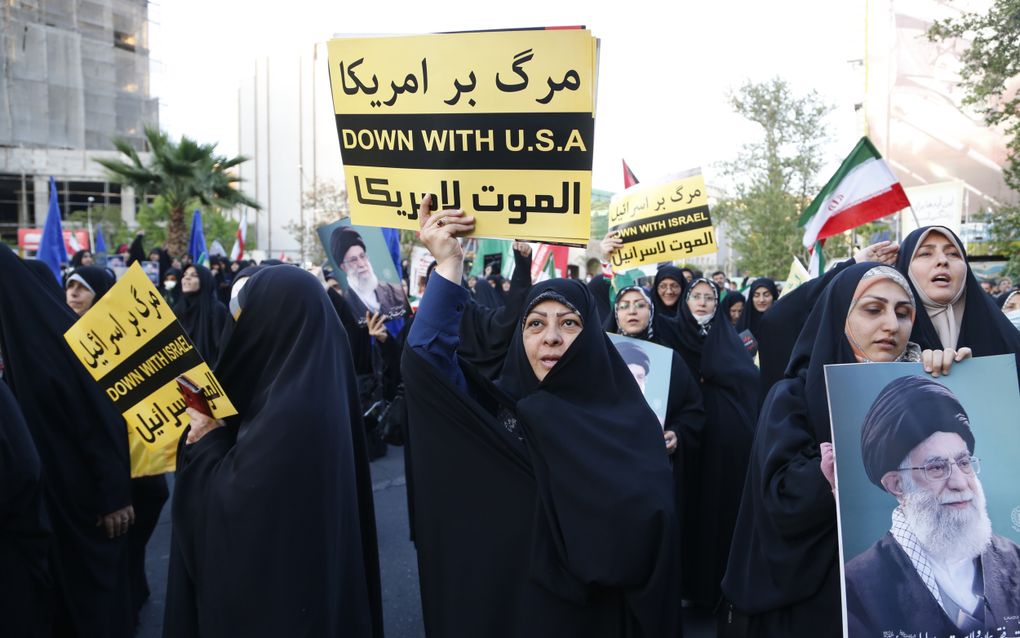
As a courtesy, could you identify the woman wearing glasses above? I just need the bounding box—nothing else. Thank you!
[722,263,970,638]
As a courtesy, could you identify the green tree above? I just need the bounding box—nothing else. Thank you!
[95,128,261,258]
[713,78,834,278]
[929,0,1020,277]
[134,197,251,257]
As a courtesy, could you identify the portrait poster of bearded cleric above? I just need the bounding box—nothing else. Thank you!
[825,355,1020,638]
[318,219,410,324]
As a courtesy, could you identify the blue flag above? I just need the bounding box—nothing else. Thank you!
[94,225,107,254]
[188,209,208,266]
[380,227,406,339]
[37,176,67,282]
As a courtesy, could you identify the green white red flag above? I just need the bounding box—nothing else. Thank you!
[800,137,910,274]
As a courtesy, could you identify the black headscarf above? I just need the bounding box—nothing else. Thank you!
[161,267,182,306]
[722,263,898,631]
[471,271,505,309]
[754,258,858,405]
[172,265,229,364]
[652,266,686,318]
[0,244,133,637]
[586,273,613,325]
[997,288,1019,309]
[66,266,115,302]
[859,375,974,490]
[736,277,780,338]
[165,266,382,638]
[404,277,681,636]
[895,226,1020,380]
[719,290,746,327]
[458,250,533,379]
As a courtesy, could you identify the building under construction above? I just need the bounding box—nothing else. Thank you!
[0,0,158,246]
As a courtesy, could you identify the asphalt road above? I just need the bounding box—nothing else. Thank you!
[135,445,715,637]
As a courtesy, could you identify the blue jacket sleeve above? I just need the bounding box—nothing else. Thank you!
[407,273,469,392]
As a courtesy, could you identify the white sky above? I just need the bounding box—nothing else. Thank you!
[150,0,868,193]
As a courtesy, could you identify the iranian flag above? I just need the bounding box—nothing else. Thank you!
[800,137,910,272]
[229,210,247,261]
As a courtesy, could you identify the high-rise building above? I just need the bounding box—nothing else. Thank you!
[0,0,158,246]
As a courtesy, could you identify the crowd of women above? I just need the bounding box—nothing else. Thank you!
[1,193,1019,637]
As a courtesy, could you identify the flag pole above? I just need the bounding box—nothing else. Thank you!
[908,205,921,229]
[87,196,95,252]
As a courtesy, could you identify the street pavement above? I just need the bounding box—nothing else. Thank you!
[136,445,715,637]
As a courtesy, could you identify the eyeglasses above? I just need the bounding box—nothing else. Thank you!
[657,282,682,292]
[688,294,717,303]
[897,456,980,482]
[343,254,370,266]
[616,301,649,311]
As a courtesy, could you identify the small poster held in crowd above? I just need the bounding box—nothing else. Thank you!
[317,218,410,324]
[824,355,1020,638]
[105,254,127,280]
[407,245,435,310]
[141,260,160,285]
[63,263,237,477]
[607,333,673,428]
[607,169,716,269]
[326,27,599,245]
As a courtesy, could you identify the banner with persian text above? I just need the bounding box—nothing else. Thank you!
[607,170,717,269]
[326,27,599,245]
[63,263,236,477]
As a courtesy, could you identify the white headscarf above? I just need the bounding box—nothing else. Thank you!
[907,228,967,349]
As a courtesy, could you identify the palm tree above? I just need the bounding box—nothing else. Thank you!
[96,128,261,258]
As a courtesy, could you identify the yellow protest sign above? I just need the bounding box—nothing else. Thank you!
[779,256,811,298]
[63,263,236,477]
[607,170,717,269]
[327,28,599,244]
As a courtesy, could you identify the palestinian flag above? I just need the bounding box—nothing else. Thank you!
[800,137,910,251]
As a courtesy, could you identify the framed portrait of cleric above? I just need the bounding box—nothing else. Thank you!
[607,333,673,428]
[317,218,410,325]
[824,355,1020,638]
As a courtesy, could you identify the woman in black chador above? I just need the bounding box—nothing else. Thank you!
[722,263,970,637]
[895,225,1020,382]
[403,197,681,637]
[666,277,759,608]
[163,266,382,638]
[0,245,134,637]
[172,264,229,363]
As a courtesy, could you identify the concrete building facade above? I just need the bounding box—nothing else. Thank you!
[0,0,157,244]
